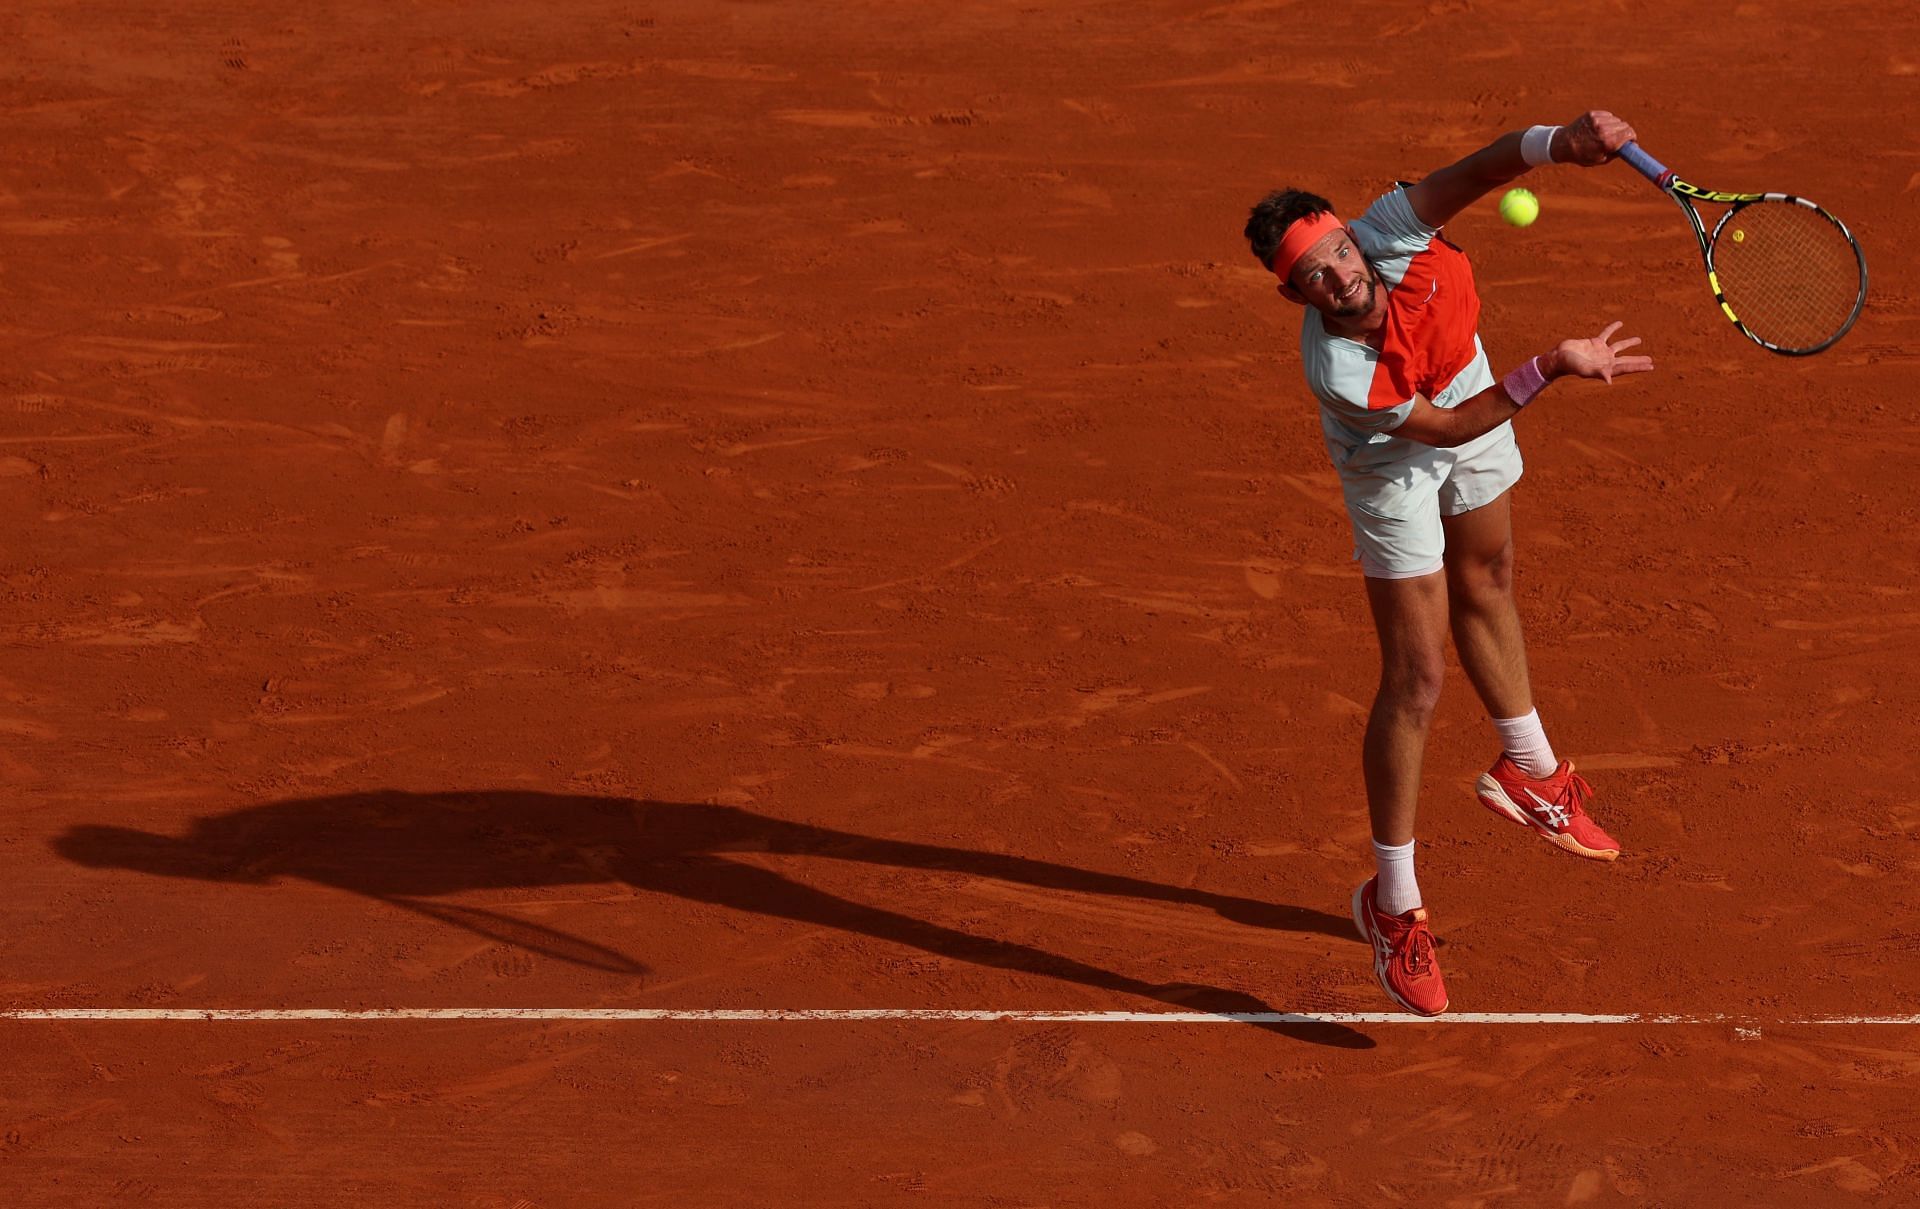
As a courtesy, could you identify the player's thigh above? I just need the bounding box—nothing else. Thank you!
[1362,567,1450,694]
[1345,471,1446,583]
[1342,461,1450,681]
[1439,423,1521,584]
[1439,488,1513,571]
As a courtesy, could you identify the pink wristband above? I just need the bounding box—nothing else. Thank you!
[1503,355,1550,408]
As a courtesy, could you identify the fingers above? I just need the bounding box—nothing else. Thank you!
[1564,113,1604,165]
[1598,356,1656,381]
[1564,323,1653,383]
[1577,110,1635,159]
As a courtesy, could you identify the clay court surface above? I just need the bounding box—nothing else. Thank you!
[4,0,1919,1203]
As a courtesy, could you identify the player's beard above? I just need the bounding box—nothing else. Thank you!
[1327,269,1378,319]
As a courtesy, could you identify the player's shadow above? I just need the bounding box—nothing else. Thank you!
[53,791,1372,1049]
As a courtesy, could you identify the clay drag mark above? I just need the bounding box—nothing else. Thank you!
[3,0,1919,1203]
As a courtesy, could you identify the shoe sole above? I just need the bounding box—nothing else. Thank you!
[1475,776,1620,861]
[1350,883,1447,1018]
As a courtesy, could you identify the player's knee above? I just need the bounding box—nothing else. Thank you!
[1379,651,1446,717]
[1451,543,1514,602]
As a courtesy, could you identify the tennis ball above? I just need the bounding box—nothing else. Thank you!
[1499,187,1540,228]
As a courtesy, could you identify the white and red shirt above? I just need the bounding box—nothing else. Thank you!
[1299,186,1496,473]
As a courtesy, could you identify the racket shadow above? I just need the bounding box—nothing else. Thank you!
[53,790,1372,1049]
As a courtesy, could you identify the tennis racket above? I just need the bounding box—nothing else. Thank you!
[1617,141,1866,356]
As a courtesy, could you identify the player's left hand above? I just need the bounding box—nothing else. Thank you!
[1551,321,1654,384]
[1554,111,1637,167]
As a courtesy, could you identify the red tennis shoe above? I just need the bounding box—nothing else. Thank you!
[1476,755,1621,861]
[1350,878,1448,1017]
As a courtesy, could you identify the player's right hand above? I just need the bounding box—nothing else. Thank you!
[1553,111,1637,166]
[1551,321,1654,384]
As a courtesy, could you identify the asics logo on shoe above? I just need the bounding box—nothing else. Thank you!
[1522,787,1572,829]
[1366,928,1393,962]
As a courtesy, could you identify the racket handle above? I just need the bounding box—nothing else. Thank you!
[1617,142,1672,187]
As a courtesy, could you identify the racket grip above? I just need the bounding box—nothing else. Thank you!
[1617,142,1672,187]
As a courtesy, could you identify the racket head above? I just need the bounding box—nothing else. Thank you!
[1705,196,1867,356]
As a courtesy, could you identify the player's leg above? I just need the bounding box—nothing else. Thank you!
[1349,566,1450,1015]
[1343,482,1451,1016]
[1360,567,1450,853]
[1440,428,1620,860]
[1438,488,1535,722]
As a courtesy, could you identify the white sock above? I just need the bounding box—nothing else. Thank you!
[1371,838,1421,915]
[1493,708,1559,779]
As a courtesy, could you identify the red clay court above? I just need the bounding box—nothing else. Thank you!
[4,1,1918,1204]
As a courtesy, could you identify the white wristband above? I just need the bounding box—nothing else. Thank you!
[1521,124,1559,167]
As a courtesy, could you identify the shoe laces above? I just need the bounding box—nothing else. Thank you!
[1396,918,1437,979]
[1557,770,1594,817]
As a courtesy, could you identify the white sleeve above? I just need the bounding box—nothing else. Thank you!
[1350,186,1437,267]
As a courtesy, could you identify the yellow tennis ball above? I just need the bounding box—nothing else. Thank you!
[1499,187,1540,227]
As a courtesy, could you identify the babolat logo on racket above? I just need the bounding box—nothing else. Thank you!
[1671,181,1766,204]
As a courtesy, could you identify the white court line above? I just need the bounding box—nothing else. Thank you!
[1,1008,1916,1025]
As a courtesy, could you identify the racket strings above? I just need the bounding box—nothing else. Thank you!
[1711,202,1862,351]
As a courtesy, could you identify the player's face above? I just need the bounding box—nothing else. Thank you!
[1289,229,1378,320]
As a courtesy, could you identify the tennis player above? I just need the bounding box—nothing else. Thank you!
[1243,111,1654,1015]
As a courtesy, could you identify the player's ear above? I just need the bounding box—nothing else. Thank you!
[1276,281,1306,305]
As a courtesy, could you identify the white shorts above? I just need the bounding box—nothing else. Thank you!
[1340,422,1523,579]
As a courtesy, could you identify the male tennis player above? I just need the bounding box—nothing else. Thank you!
[1243,111,1653,1015]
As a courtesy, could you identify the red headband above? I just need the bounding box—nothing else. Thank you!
[1269,211,1345,282]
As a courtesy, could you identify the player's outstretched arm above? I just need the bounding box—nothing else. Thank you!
[1405,110,1637,229]
[1389,321,1653,448]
